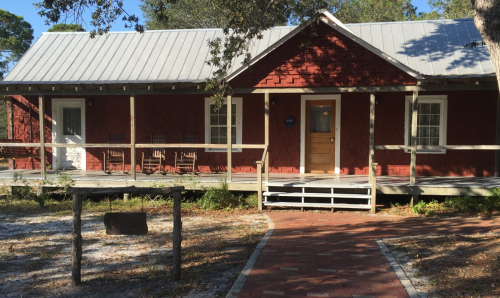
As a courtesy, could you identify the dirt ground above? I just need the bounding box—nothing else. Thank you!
[0,208,267,298]
[385,234,500,298]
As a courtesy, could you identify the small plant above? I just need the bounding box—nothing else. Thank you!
[198,179,238,210]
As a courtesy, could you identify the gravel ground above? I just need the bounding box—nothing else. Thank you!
[0,210,267,297]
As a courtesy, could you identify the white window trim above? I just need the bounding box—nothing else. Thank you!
[204,97,243,152]
[300,94,341,174]
[51,98,86,170]
[404,95,448,154]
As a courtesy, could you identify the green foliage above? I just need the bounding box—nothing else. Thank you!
[141,0,228,30]
[47,23,86,32]
[420,0,474,20]
[198,180,257,210]
[445,188,500,213]
[0,9,34,79]
[413,199,443,215]
[34,0,144,37]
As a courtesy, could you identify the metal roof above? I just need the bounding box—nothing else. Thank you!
[1,17,493,85]
[346,18,494,77]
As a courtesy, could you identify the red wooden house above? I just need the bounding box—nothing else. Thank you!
[0,11,498,211]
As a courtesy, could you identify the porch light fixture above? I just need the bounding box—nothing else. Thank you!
[375,96,381,105]
[271,98,277,106]
[88,99,94,106]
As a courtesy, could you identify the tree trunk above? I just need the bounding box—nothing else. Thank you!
[472,0,500,89]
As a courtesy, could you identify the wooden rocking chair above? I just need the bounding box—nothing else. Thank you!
[103,134,125,174]
[141,134,166,175]
[174,135,198,174]
[0,139,39,160]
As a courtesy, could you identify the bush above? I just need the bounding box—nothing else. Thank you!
[412,199,442,216]
[198,180,259,211]
[198,180,239,210]
[444,188,500,213]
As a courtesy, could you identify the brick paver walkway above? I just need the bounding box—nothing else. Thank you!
[237,212,500,298]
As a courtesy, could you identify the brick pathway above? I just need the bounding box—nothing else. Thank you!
[237,212,500,298]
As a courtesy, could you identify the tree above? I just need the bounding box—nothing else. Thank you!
[34,0,143,37]
[470,1,500,103]
[420,0,474,19]
[48,23,86,32]
[0,9,34,80]
[140,0,228,30]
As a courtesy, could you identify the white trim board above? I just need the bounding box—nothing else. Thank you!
[300,94,341,174]
[204,97,243,152]
[404,95,448,154]
[51,98,86,170]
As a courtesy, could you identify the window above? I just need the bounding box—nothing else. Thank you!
[404,95,447,153]
[205,97,243,152]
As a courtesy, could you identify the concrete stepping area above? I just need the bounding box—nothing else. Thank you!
[235,212,500,298]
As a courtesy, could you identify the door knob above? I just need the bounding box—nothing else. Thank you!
[331,138,334,144]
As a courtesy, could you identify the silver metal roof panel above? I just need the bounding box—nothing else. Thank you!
[1,18,494,85]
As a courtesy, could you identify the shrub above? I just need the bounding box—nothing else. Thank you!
[412,199,444,216]
[444,188,500,213]
[198,180,239,210]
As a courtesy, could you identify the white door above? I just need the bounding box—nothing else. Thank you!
[53,99,86,170]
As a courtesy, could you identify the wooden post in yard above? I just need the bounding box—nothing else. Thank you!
[495,94,500,177]
[171,190,182,281]
[130,94,136,180]
[256,161,263,211]
[264,92,270,182]
[71,194,82,286]
[38,94,46,178]
[227,95,232,182]
[369,92,376,214]
[410,90,419,205]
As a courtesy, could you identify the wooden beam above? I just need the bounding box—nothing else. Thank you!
[6,86,16,92]
[496,94,500,177]
[7,97,13,170]
[227,95,232,182]
[171,190,182,281]
[264,92,270,182]
[369,91,375,184]
[256,161,263,211]
[71,194,82,286]
[38,94,46,178]
[123,84,130,91]
[130,94,136,180]
[410,90,418,187]
[29,85,38,91]
[374,145,500,150]
[371,162,377,214]
[74,85,83,91]
[66,186,185,195]
[52,85,61,91]
[99,85,107,91]
[148,84,154,91]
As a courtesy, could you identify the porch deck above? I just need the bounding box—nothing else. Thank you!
[0,169,499,196]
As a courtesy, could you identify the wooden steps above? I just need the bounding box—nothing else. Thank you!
[263,182,371,211]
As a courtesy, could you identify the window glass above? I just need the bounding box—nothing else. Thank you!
[63,107,81,136]
[209,103,237,144]
[310,106,331,133]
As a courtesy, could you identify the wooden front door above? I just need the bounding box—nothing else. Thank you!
[56,100,85,169]
[306,100,336,173]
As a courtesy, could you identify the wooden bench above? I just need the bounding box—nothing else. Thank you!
[0,139,40,160]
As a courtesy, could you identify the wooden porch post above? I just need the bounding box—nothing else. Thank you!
[71,194,82,286]
[369,91,376,214]
[410,90,418,185]
[264,92,270,182]
[38,94,46,178]
[130,94,136,180]
[495,94,500,177]
[7,97,13,170]
[227,95,232,182]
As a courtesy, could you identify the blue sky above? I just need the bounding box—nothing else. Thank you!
[1,0,432,39]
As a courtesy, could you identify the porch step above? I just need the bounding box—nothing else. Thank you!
[263,191,370,199]
[263,182,372,211]
[263,201,371,209]
[266,182,371,189]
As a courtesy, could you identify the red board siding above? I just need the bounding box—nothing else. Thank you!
[230,22,417,88]
[8,90,498,176]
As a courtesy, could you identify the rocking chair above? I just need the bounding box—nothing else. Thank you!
[141,134,166,175]
[103,134,125,174]
[174,135,198,174]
